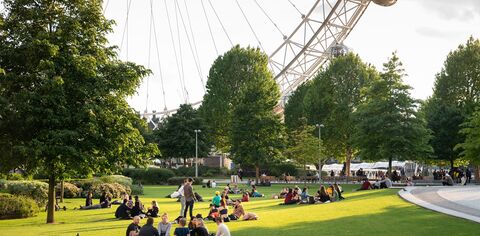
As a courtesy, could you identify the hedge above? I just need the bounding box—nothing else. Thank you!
[167,177,203,186]
[55,182,81,198]
[123,168,175,184]
[0,193,39,219]
[173,166,230,177]
[90,183,131,198]
[6,181,48,206]
[99,175,133,187]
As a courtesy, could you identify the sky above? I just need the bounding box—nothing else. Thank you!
[100,0,480,113]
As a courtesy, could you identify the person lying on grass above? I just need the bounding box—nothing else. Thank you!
[79,196,111,210]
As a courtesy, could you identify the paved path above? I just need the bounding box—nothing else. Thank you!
[398,186,480,223]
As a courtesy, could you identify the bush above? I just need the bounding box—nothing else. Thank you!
[173,166,230,177]
[167,177,203,186]
[56,182,81,198]
[269,163,299,177]
[90,183,131,198]
[6,173,25,180]
[123,168,175,184]
[131,184,144,195]
[99,175,132,188]
[6,181,48,206]
[0,193,39,219]
[0,179,7,189]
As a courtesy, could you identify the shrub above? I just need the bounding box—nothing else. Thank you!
[90,183,131,198]
[0,179,7,189]
[72,178,103,194]
[99,175,132,188]
[6,173,25,180]
[55,182,81,198]
[131,184,144,195]
[0,193,39,219]
[173,166,230,177]
[167,177,203,186]
[123,168,175,184]
[269,163,299,177]
[6,181,48,206]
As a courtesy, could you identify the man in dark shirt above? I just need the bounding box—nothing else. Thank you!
[183,178,195,219]
[126,216,141,236]
[138,217,159,236]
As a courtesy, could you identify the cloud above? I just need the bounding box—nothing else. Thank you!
[416,0,480,21]
[415,27,462,39]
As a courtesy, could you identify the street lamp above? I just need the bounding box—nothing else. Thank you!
[194,129,201,178]
[315,124,324,182]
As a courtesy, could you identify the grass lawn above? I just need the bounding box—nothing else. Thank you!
[0,183,478,236]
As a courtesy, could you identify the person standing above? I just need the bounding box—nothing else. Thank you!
[214,216,231,236]
[237,168,243,181]
[178,179,186,218]
[183,178,196,219]
[466,168,472,183]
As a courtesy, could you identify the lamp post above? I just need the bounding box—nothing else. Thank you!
[315,124,324,182]
[194,129,201,178]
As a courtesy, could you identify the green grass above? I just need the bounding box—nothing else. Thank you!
[0,184,478,236]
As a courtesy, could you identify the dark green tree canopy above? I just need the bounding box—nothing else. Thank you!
[354,53,432,172]
[155,104,209,165]
[0,0,158,222]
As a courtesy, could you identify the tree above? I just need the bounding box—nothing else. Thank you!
[230,47,285,184]
[354,53,432,174]
[285,120,325,185]
[424,37,480,167]
[0,0,158,223]
[201,46,268,152]
[457,110,480,183]
[155,104,209,166]
[304,53,376,176]
[284,82,312,131]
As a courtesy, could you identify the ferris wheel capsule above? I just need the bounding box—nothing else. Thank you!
[330,43,350,58]
[372,0,397,7]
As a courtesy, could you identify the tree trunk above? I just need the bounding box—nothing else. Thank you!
[60,180,64,203]
[255,164,260,185]
[47,174,56,224]
[388,157,393,176]
[304,164,307,187]
[475,165,480,184]
[346,146,352,177]
[450,159,454,169]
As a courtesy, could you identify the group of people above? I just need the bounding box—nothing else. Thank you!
[115,194,159,219]
[277,184,345,205]
[357,177,393,190]
[433,168,472,185]
[205,186,258,223]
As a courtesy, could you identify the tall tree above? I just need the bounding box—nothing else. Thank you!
[457,110,480,183]
[155,104,209,166]
[285,120,325,184]
[424,37,480,167]
[0,0,158,223]
[201,46,268,152]
[304,53,376,176]
[230,47,285,184]
[354,53,432,174]
[284,82,312,131]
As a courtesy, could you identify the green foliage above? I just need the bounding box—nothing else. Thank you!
[286,121,325,171]
[457,110,480,165]
[173,166,230,177]
[424,37,480,166]
[284,82,312,131]
[5,181,48,206]
[268,163,298,177]
[354,53,432,172]
[166,177,204,186]
[130,184,144,195]
[90,183,131,198]
[0,0,159,222]
[0,179,6,189]
[154,104,209,165]
[99,175,133,188]
[228,47,286,181]
[122,168,175,185]
[0,193,39,219]
[6,173,26,180]
[55,182,81,198]
[201,45,273,152]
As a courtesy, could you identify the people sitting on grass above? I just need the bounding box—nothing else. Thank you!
[80,196,111,210]
[250,185,264,197]
[157,213,171,236]
[232,184,240,194]
[85,191,93,207]
[131,195,145,217]
[116,200,134,219]
[315,185,330,203]
[279,187,288,198]
[300,187,309,202]
[283,188,299,205]
[442,174,454,186]
[241,192,249,202]
[194,192,204,202]
[206,204,219,220]
[373,176,393,189]
[211,180,217,188]
[126,216,141,236]
[215,216,231,236]
[100,192,107,204]
[358,178,372,191]
[328,185,339,202]
[228,199,245,220]
[139,217,159,236]
[174,217,190,236]
[146,201,159,217]
[333,184,345,200]
[212,191,221,208]
[190,218,209,236]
